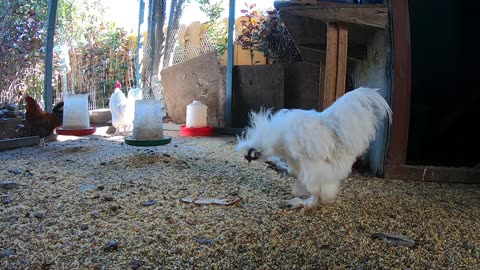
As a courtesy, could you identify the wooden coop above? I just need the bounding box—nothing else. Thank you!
[275,0,479,182]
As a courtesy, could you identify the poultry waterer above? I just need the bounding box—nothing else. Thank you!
[180,100,213,137]
[124,100,171,146]
[56,94,96,136]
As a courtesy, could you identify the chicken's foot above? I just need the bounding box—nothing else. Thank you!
[287,195,318,209]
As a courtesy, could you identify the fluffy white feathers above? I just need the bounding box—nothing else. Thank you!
[125,87,142,126]
[236,87,392,209]
[109,84,129,134]
[109,82,142,135]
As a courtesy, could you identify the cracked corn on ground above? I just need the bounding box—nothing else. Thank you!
[1,127,479,269]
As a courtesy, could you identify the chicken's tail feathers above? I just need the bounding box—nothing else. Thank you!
[127,87,143,100]
[357,87,392,123]
[52,101,64,113]
[323,87,392,156]
[338,86,392,123]
[52,101,65,123]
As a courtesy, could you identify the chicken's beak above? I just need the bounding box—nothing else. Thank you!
[245,148,260,163]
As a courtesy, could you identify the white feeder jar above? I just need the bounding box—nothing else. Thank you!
[186,100,207,128]
[132,100,164,140]
[126,99,171,146]
[180,100,213,137]
[62,94,90,129]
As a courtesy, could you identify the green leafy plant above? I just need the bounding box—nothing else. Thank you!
[196,0,228,56]
[0,0,48,102]
[1,0,138,109]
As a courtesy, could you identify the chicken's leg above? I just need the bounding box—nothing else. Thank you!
[265,156,291,177]
[287,195,318,209]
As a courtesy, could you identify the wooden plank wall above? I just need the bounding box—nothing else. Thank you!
[322,22,348,110]
[386,0,411,166]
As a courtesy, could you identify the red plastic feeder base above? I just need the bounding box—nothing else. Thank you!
[56,126,96,136]
[180,125,214,137]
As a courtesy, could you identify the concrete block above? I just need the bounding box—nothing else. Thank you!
[161,51,226,127]
[89,108,112,125]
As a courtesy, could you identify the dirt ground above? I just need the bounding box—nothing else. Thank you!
[1,127,479,269]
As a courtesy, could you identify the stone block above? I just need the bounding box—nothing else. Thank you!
[161,51,226,127]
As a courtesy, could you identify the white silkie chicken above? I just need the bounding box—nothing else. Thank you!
[109,82,143,135]
[125,86,143,128]
[236,87,392,209]
[108,81,129,135]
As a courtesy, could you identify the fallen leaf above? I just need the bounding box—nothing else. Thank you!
[0,182,28,189]
[371,232,417,247]
[180,197,194,203]
[141,200,157,207]
[181,197,241,206]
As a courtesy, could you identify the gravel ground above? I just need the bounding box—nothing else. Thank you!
[1,127,479,269]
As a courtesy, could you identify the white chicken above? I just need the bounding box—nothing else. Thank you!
[109,81,129,135]
[125,86,143,128]
[108,82,142,135]
[236,87,392,209]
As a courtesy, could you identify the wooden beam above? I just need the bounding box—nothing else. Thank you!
[276,1,387,12]
[385,165,480,184]
[135,0,145,88]
[225,0,236,127]
[0,137,41,150]
[286,6,388,30]
[274,0,316,9]
[386,0,412,165]
[323,22,339,109]
[335,24,348,99]
[44,0,58,113]
[318,58,325,111]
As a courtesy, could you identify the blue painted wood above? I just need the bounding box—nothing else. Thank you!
[136,0,145,88]
[167,0,176,37]
[44,0,58,112]
[225,0,235,127]
[148,0,156,80]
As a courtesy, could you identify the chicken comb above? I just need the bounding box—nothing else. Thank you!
[115,81,121,88]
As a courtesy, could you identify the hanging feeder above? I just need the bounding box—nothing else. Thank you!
[56,94,96,136]
[124,100,171,146]
[180,100,213,137]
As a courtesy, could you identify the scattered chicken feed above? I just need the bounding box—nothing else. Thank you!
[1,127,479,269]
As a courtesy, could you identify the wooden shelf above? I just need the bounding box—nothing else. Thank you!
[278,3,388,30]
[275,1,388,109]
[278,3,386,64]
[0,136,40,150]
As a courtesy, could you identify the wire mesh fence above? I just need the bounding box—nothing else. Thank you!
[2,5,309,119]
[169,30,216,65]
[45,24,220,114]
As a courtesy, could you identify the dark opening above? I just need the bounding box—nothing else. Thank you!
[407,0,479,167]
